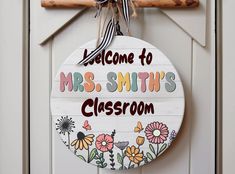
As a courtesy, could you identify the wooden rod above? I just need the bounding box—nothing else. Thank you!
[41,0,199,8]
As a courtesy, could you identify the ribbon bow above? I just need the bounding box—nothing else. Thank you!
[78,0,130,65]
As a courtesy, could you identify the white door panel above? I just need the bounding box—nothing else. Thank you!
[162,0,207,46]
[30,1,215,174]
[190,39,215,174]
[32,0,83,45]
[30,40,52,174]
[38,0,207,46]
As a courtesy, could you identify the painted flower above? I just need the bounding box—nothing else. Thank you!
[95,134,114,152]
[71,132,94,150]
[145,121,169,144]
[114,141,129,150]
[169,130,177,144]
[125,145,143,164]
[136,136,145,146]
[56,116,75,135]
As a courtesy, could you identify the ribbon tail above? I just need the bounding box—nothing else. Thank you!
[122,0,130,30]
[78,18,115,65]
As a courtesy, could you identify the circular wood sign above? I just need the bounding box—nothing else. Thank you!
[51,36,185,170]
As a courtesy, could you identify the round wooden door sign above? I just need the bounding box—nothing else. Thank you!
[51,36,185,170]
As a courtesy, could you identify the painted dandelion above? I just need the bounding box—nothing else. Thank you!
[56,116,75,149]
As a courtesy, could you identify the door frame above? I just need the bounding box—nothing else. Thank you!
[17,0,222,174]
[0,0,29,174]
[215,0,222,173]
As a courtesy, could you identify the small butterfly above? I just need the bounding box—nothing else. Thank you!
[134,121,144,133]
[160,71,165,80]
[82,120,91,131]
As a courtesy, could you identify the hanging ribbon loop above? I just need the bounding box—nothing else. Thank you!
[78,18,115,65]
[78,0,131,65]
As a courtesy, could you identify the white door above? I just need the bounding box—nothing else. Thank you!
[30,0,215,174]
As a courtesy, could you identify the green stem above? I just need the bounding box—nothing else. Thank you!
[87,147,90,163]
[67,132,70,149]
[137,146,140,166]
[155,144,159,157]
[128,161,132,169]
[101,152,105,168]
[121,150,125,169]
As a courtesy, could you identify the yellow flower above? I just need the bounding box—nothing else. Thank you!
[136,136,145,146]
[125,145,143,164]
[71,132,94,150]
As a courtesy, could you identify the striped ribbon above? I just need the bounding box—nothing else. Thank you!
[122,0,130,29]
[78,0,130,65]
[78,18,115,65]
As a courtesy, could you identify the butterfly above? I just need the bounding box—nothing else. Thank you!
[82,120,91,131]
[134,121,144,133]
[160,71,165,80]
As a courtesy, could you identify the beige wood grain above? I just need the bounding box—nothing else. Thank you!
[41,0,199,8]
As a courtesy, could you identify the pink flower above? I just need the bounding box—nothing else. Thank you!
[95,134,114,152]
[145,121,169,144]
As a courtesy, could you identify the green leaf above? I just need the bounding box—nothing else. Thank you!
[89,148,98,162]
[77,155,86,162]
[149,144,155,154]
[96,161,101,164]
[146,152,154,161]
[103,163,107,168]
[117,153,123,164]
[159,143,167,154]
[143,156,148,164]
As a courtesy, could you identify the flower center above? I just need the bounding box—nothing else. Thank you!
[77,132,85,140]
[153,129,161,137]
[101,141,107,146]
[132,153,135,157]
[62,121,69,129]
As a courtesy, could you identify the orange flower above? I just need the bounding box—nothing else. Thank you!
[136,136,145,146]
[125,145,143,164]
[71,132,94,150]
